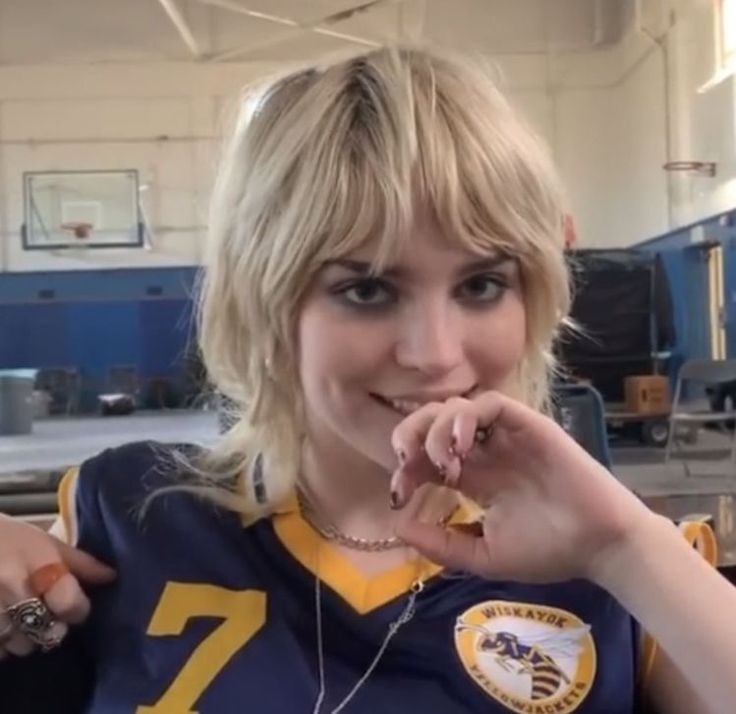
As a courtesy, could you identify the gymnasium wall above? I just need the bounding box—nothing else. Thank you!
[2,6,733,270]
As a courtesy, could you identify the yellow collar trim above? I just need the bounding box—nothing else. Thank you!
[271,495,476,614]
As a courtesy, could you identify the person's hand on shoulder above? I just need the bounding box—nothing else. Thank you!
[0,514,116,659]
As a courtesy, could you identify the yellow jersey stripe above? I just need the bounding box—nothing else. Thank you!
[56,467,80,546]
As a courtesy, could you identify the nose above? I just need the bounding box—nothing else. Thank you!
[395,298,464,377]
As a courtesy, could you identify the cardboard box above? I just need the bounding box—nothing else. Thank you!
[624,375,670,415]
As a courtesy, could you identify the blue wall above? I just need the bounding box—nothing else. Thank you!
[0,267,199,410]
[635,209,736,373]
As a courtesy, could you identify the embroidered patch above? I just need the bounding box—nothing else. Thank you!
[454,600,596,713]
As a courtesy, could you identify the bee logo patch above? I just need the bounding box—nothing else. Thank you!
[454,601,596,713]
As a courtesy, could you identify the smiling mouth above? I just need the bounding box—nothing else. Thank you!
[370,388,477,417]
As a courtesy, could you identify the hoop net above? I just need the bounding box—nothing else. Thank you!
[60,221,94,240]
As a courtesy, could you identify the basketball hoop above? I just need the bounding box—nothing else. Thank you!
[662,161,717,177]
[60,221,94,240]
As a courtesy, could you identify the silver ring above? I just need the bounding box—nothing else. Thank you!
[5,598,56,647]
[474,424,494,445]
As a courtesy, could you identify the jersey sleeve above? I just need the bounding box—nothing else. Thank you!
[52,448,124,566]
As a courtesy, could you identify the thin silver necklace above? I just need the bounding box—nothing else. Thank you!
[310,547,424,714]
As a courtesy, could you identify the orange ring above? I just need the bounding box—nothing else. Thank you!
[28,562,69,597]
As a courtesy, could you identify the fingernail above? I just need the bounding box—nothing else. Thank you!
[449,444,465,462]
[396,449,406,465]
[449,436,457,458]
[435,461,447,478]
[390,490,401,510]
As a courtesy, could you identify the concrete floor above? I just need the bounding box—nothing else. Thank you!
[2,410,736,563]
[0,410,219,474]
[611,430,736,565]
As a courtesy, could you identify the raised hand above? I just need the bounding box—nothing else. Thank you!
[390,391,654,584]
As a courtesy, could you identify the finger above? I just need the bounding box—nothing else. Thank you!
[0,565,38,656]
[390,455,448,509]
[451,411,479,461]
[37,619,68,651]
[396,519,489,575]
[470,390,539,435]
[390,403,443,464]
[0,610,12,642]
[424,399,471,488]
[53,539,116,585]
[389,464,430,509]
[4,629,35,657]
[41,573,91,625]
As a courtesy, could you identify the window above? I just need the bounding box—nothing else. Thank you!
[718,0,735,71]
[700,0,736,91]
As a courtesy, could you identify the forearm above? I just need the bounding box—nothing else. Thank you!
[594,513,736,712]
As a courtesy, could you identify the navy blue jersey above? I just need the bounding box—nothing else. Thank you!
[8,442,646,713]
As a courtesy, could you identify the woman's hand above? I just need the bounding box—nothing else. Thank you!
[390,391,654,584]
[0,514,116,659]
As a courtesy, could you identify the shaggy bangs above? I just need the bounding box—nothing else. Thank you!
[265,48,565,284]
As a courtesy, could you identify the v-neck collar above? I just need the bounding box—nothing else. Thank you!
[269,493,477,615]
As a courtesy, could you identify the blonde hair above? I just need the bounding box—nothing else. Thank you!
[186,46,570,517]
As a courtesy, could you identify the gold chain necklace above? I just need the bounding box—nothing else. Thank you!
[296,489,457,552]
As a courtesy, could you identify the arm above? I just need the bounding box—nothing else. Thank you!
[596,514,736,714]
[643,641,708,714]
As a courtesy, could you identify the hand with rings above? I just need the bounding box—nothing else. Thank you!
[389,390,654,585]
[0,514,116,660]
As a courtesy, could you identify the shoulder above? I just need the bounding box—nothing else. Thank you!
[56,440,207,550]
[65,440,199,503]
[80,439,199,483]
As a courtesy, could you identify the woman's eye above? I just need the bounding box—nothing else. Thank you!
[458,275,506,302]
[338,279,395,307]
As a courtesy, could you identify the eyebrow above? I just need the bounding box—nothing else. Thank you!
[323,256,514,277]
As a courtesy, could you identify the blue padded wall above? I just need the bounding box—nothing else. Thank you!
[0,267,198,411]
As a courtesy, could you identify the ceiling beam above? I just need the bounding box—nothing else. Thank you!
[194,0,381,62]
[156,0,203,58]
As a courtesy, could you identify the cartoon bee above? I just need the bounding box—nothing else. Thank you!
[456,620,591,700]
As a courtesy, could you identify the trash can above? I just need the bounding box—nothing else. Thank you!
[0,369,38,436]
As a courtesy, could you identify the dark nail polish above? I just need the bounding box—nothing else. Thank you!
[397,449,406,464]
[390,490,401,510]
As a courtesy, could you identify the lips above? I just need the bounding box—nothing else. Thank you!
[371,395,425,416]
[370,388,476,417]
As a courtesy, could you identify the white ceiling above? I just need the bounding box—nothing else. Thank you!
[0,0,634,66]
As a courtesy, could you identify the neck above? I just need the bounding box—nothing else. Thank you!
[298,434,455,547]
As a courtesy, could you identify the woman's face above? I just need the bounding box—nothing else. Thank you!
[297,214,527,471]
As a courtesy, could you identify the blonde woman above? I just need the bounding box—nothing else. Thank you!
[1,47,735,714]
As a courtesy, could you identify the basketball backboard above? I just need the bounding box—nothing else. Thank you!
[22,170,144,250]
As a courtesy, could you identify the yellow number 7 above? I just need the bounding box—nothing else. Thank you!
[136,582,266,714]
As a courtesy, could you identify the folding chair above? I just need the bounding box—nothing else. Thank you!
[664,358,736,476]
